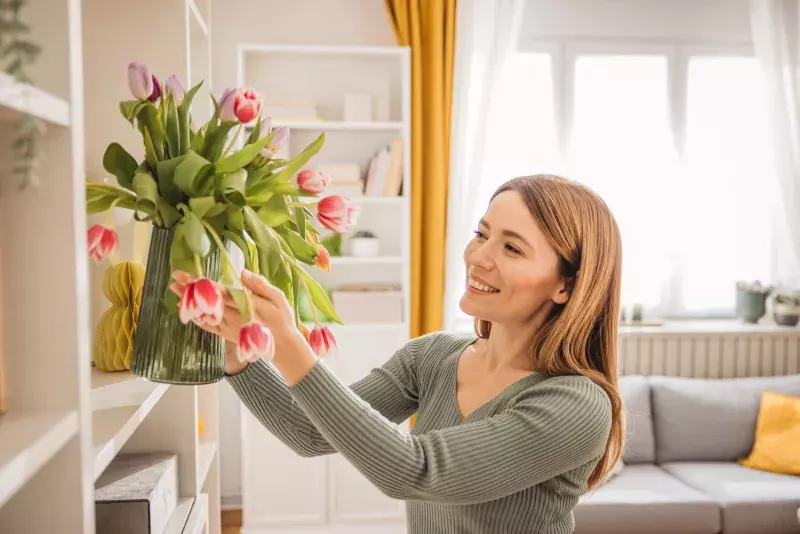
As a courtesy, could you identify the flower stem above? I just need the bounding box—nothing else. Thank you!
[193,253,204,277]
[302,279,320,325]
[199,218,237,286]
[220,123,243,159]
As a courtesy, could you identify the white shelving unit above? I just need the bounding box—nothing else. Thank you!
[0,1,220,533]
[235,43,412,533]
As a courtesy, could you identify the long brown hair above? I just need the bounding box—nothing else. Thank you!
[475,174,623,491]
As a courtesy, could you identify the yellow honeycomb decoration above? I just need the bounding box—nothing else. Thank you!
[93,261,146,372]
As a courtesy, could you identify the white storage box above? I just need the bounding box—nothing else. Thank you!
[332,285,403,324]
[95,452,178,534]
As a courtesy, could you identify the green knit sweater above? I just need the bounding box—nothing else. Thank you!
[227,331,612,534]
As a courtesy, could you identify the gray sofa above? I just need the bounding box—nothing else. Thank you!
[574,373,800,534]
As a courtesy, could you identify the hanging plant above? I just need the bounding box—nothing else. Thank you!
[0,0,43,191]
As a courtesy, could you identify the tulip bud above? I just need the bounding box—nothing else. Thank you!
[87,224,118,263]
[164,75,186,105]
[261,126,290,158]
[317,195,360,233]
[178,277,224,326]
[298,322,311,343]
[149,75,161,102]
[233,88,262,124]
[128,61,154,100]
[219,88,238,121]
[297,170,330,195]
[238,321,275,363]
[314,245,331,272]
[308,326,337,358]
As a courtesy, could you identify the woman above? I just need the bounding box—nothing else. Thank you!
[173,174,624,534]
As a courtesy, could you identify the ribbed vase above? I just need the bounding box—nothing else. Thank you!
[130,227,225,384]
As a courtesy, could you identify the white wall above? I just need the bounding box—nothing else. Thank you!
[210,0,395,503]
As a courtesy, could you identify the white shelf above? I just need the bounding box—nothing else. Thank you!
[0,72,70,127]
[240,43,408,58]
[0,410,78,508]
[347,196,407,205]
[330,256,403,265]
[271,120,403,132]
[91,369,170,480]
[197,440,217,489]
[184,494,209,534]
[187,0,209,36]
[164,497,194,533]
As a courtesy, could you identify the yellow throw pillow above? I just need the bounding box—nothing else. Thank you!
[739,390,800,475]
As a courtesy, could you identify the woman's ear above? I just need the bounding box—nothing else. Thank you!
[552,277,574,305]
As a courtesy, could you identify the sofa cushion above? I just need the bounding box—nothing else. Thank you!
[618,375,655,463]
[574,464,720,534]
[650,374,800,463]
[662,462,800,534]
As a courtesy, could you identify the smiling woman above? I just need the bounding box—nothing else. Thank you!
[219,174,624,534]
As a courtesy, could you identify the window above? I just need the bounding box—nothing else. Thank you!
[457,46,778,322]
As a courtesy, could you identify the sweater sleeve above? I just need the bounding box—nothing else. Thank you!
[226,334,430,457]
[288,362,612,505]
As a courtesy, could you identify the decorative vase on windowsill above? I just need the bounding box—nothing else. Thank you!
[85,62,360,384]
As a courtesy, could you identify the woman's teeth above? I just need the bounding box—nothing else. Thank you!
[469,277,500,293]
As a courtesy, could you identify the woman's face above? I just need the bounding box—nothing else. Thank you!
[460,190,569,327]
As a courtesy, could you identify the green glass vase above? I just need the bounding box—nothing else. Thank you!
[130,227,225,384]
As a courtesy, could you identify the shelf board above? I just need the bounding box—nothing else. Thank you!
[0,410,78,508]
[197,440,217,490]
[271,120,403,132]
[348,196,407,205]
[240,43,408,58]
[91,369,170,480]
[0,72,70,127]
[187,0,209,37]
[330,256,403,265]
[163,497,194,533]
[184,493,209,534]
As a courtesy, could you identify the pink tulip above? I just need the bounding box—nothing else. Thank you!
[148,75,161,102]
[233,88,262,123]
[178,277,224,326]
[297,170,330,195]
[238,321,275,363]
[219,88,237,121]
[314,245,331,272]
[128,62,154,100]
[164,75,186,105]
[87,224,118,263]
[317,195,360,233]
[308,326,336,358]
[261,126,289,158]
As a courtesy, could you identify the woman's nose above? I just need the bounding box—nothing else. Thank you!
[469,241,495,270]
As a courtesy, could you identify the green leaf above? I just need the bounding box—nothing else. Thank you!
[293,195,307,239]
[165,95,181,159]
[182,210,211,257]
[215,130,276,174]
[189,196,226,219]
[143,128,157,167]
[228,287,249,321]
[102,143,138,191]
[174,151,214,196]
[243,206,281,278]
[162,289,180,316]
[274,258,294,308]
[120,100,147,125]
[244,164,273,189]
[190,128,205,153]
[294,264,342,324]
[258,194,291,227]
[137,104,166,161]
[292,266,302,324]
[170,225,199,275]
[272,133,325,183]
[202,121,238,162]
[220,169,247,207]
[156,155,186,206]
[132,171,159,216]
[275,225,316,265]
[226,207,244,231]
[246,120,261,145]
[178,81,203,154]
[221,230,253,272]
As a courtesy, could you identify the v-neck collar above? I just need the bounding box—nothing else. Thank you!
[449,337,546,423]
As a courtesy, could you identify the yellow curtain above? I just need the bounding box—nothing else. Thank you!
[384,0,457,339]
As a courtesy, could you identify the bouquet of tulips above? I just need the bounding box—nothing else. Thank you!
[86,61,359,363]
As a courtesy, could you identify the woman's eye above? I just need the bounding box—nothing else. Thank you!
[473,229,488,240]
[505,244,521,254]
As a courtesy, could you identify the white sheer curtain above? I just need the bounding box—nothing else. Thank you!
[750,0,800,287]
[443,0,525,331]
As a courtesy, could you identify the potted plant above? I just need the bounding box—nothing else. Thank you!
[735,280,773,324]
[773,291,800,326]
[348,230,379,257]
[86,62,360,384]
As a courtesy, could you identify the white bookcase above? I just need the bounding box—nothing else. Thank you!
[0,1,221,533]
[235,44,412,532]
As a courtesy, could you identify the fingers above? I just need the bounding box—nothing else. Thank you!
[241,269,283,302]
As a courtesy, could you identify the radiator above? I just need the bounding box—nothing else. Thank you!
[618,322,800,378]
